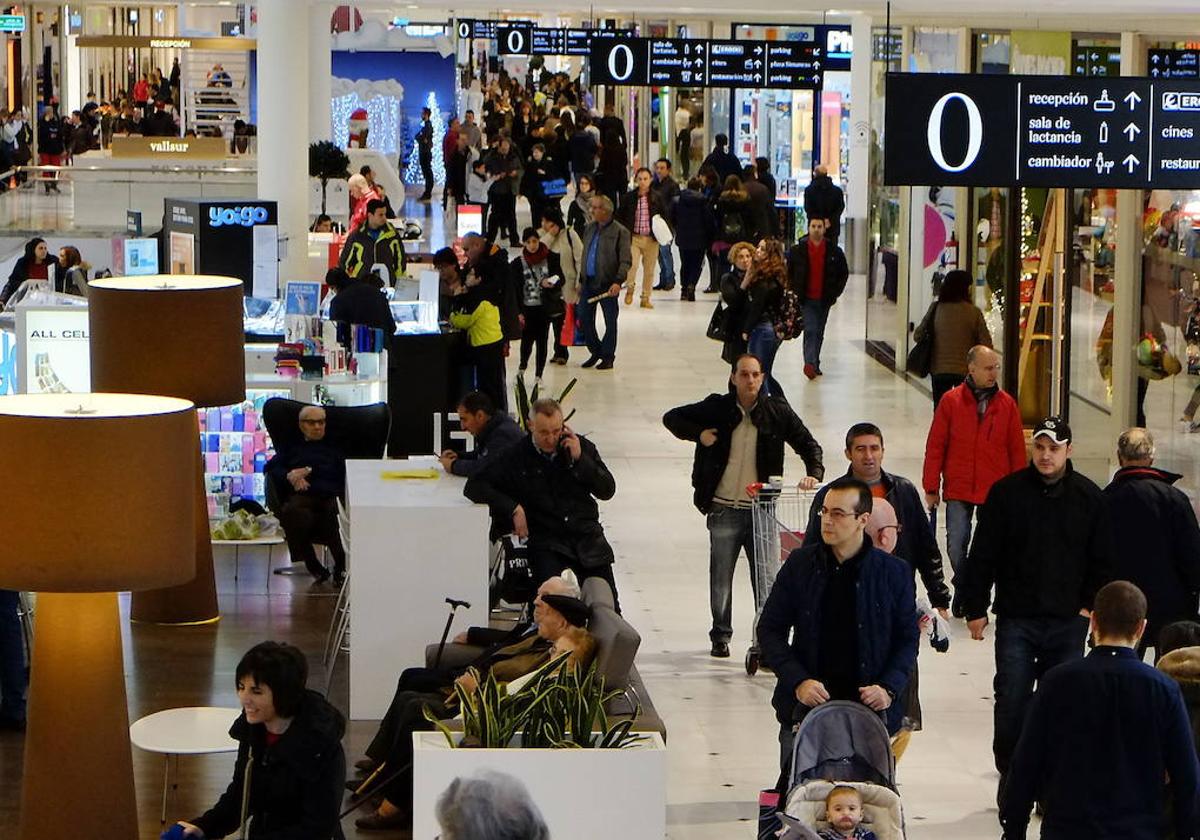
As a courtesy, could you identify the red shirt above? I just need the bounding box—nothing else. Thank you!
[27,261,49,281]
[806,239,826,301]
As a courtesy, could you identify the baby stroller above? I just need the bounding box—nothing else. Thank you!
[780,701,906,840]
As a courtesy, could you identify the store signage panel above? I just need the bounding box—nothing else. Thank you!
[1148,49,1200,79]
[17,307,91,395]
[110,136,228,160]
[76,35,254,50]
[1072,45,1121,77]
[0,15,25,33]
[885,73,1200,189]
[589,37,822,89]
[495,24,533,55]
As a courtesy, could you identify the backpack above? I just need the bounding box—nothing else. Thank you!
[722,209,745,241]
[773,288,804,341]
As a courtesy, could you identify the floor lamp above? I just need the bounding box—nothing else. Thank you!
[0,393,197,840]
[88,276,246,625]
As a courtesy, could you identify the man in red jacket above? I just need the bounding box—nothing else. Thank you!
[922,345,1026,616]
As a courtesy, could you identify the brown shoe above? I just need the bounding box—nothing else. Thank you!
[640,300,654,309]
[623,287,634,305]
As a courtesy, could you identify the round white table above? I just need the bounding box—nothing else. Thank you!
[212,535,285,590]
[130,706,241,824]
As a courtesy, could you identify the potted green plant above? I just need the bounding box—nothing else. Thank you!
[308,140,350,215]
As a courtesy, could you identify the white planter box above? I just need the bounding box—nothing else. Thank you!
[412,731,667,839]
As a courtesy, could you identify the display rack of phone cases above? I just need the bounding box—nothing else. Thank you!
[199,388,289,515]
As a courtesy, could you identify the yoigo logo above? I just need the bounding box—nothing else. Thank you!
[209,205,270,227]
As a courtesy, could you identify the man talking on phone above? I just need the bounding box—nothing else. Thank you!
[464,397,621,609]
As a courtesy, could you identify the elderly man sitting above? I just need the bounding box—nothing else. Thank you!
[265,405,347,586]
[353,575,595,832]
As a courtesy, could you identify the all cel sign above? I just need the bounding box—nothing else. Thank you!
[209,205,270,227]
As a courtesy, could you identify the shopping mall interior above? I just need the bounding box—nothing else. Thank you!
[1,1,1200,839]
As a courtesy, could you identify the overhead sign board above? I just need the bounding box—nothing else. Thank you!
[0,15,25,33]
[589,37,822,90]
[1148,48,1200,79]
[884,73,1200,189]
[1072,45,1121,77]
[495,25,633,56]
[75,35,254,50]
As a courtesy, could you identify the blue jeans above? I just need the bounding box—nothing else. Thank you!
[944,500,976,610]
[0,589,26,722]
[993,615,1088,776]
[657,245,676,289]
[748,321,783,398]
[576,288,619,362]
[707,505,774,644]
[801,298,831,368]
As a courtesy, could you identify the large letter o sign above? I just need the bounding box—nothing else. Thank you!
[608,44,634,82]
[506,30,525,54]
[926,92,983,173]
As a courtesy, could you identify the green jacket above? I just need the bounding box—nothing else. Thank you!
[339,222,408,286]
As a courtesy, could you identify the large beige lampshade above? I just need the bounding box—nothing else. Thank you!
[87,275,246,408]
[87,275,246,623]
[0,393,198,840]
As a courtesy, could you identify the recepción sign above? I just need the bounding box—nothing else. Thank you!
[885,73,1200,189]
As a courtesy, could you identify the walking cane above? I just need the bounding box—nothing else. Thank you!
[433,597,472,670]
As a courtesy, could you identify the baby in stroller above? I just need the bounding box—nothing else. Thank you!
[776,702,906,840]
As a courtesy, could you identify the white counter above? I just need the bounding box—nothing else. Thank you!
[346,457,490,720]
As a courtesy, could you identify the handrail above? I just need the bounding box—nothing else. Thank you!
[11,164,258,176]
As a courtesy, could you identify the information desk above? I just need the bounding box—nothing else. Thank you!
[346,457,489,720]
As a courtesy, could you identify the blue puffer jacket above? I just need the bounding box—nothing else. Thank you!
[759,538,919,731]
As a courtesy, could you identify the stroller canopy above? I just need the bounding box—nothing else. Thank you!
[790,701,897,790]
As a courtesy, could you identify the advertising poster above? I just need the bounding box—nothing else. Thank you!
[18,307,91,394]
[170,231,195,274]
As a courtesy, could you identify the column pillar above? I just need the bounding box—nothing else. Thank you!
[846,14,872,274]
[309,2,332,143]
[1111,31,1145,440]
[257,0,310,284]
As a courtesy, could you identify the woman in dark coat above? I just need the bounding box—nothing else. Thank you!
[673,177,715,301]
[566,173,596,236]
[740,238,789,397]
[511,227,564,383]
[0,237,59,306]
[713,175,754,280]
[719,241,756,365]
[594,129,628,203]
[171,642,347,840]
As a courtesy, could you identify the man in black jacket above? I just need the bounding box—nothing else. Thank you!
[326,267,395,335]
[464,398,620,608]
[803,164,845,244]
[743,164,776,240]
[438,390,523,479]
[958,416,1116,801]
[663,353,825,657]
[417,106,435,201]
[1104,427,1200,654]
[802,422,951,615]
[1000,581,1200,840]
[787,217,850,380]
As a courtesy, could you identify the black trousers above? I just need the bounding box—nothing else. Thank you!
[487,193,519,245]
[375,688,448,811]
[680,248,705,293]
[419,153,434,198]
[551,310,569,361]
[277,494,345,577]
[465,340,507,413]
[519,305,551,376]
[529,544,620,614]
[931,373,962,407]
[365,667,454,761]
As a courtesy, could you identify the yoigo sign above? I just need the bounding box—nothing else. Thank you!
[209,205,271,227]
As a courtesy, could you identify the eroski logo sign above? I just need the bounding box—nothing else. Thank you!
[209,206,270,227]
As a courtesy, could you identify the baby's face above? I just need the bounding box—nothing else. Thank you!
[827,792,863,834]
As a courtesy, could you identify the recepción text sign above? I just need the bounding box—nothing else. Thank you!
[884,73,1200,189]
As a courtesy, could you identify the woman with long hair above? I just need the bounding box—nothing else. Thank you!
[567,173,596,236]
[919,268,992,405]
[58,245,90,296]
[714,175,753,282]
[0,237,58,306]
[718,241,756,364]
[741,238,790,397]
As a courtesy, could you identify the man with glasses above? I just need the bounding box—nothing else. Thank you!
[759,476,919,765]
[803,422,951,619]
[267,405,347,586]
[663,353,824,658]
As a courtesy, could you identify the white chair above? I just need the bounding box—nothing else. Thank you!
[323,498,352,693]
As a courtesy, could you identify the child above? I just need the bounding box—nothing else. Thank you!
[817,786,876,840]
[465,158,495,234]
[448,269,507,412]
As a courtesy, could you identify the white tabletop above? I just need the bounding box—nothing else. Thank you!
[211,535,285,546]
[130,707,241,755]
[347,457,474,509]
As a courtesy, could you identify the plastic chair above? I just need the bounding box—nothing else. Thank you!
[323,498,353,694]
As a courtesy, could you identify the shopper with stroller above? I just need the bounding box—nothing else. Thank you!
[758,476,919,765]
[662,353,824,659]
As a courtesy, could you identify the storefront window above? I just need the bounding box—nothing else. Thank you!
[865,27,900,355]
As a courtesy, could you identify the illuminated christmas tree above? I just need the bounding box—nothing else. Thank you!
[404,90,445,185]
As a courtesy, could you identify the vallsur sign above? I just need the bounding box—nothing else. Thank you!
[884,73,1200,189]
[589,36,822,90]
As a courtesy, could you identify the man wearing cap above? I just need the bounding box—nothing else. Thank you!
[922,345,1027,615]
[957,416,1116,804]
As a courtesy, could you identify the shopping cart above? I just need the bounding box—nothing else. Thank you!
[747,484,818,676]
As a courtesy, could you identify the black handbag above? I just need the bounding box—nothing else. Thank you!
[906,302,937,377]
[706,300,728,342]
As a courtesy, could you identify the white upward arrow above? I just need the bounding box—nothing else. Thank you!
[1123,154,1140,173]
[1124,90,1142,109]
[1124,123,1142,141]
